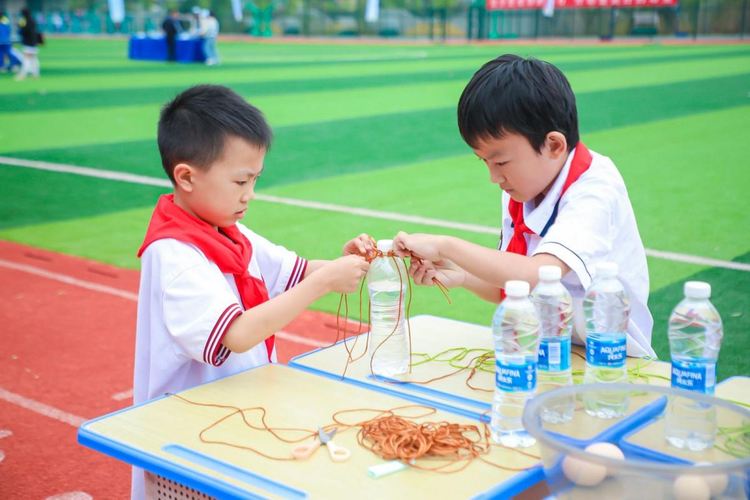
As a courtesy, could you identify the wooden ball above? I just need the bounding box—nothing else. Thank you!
[562,442,625,487]
[672,474,711,500]
[695,462,729,496]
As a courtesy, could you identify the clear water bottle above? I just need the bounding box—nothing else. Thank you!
[491,280,540,448]
[367,239,409,377]
[531,266,574,424]
[665,281,723,451]
[582,262,630,419]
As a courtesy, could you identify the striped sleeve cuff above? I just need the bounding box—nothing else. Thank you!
[285,257,308,291]
[203,303,243,366]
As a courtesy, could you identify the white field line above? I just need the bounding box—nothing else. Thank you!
[2,156,748,272]
[231,51,429,64]
[0,259,139,301]
[0,387,87,428]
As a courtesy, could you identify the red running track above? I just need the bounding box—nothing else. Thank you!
[0,240,365,499]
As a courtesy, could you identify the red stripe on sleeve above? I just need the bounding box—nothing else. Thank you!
[295,259,308,287]
[285,258,301,291]
[203,304,242,366]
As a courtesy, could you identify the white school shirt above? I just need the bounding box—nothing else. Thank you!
[131,224,307,499]
[499,147,655,358]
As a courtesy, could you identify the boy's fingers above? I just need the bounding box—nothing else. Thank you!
[413,265,426,283]
[407,262,418,278]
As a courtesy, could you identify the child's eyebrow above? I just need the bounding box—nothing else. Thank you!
[474,151,505,161]
[239,167,263,177]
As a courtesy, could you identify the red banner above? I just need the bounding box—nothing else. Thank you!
[487,0,677,10]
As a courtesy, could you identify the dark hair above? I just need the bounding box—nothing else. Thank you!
[158,85,272,184]
[457,54,579,153]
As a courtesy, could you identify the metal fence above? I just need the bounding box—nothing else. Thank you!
[5,0,748,39]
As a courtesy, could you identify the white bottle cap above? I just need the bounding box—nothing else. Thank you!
[538,265,561,281]
[595,262,619,278]
[684,281,711,299]
[505,280,530,297]
[377,239,393,252]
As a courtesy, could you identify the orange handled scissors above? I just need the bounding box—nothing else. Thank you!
[292,427,350,462]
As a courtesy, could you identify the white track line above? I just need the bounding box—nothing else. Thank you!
[45,492,93,500]
[2,156,748,272]
[0,259,139,301]
[111,389,134,401]
[0,387,87,428]
[275,330,331,348]
[0,257,346,352]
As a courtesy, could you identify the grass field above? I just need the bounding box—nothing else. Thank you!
[1,38,748,380]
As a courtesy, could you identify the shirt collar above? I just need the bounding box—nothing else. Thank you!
[523,147,576,236]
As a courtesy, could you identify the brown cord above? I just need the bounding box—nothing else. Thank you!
[335,244,453,383]
[169,394,540,473]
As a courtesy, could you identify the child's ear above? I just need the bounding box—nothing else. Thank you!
[173,163,196,192]
[545,132,568,160]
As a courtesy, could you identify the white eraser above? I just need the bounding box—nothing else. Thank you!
[367,460,410,478]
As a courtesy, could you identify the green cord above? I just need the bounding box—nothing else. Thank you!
[715,424,750,458]
[412,348,672,385]
[412,347,750,458]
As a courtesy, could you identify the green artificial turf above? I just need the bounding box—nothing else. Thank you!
[1,38,748,379]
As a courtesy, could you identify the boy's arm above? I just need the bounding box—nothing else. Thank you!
[302,260,327,278]
[222,255,368,353]
[408,258,502,303]
[442,235,570,288]
[463,272,504,303]
[395,232,570,290]
[299,234,376,280]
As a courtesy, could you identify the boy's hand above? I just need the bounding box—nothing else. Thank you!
[410,259,466,288]
[393,231,442,261]
[321,255,370,294]
[342,233,376,258]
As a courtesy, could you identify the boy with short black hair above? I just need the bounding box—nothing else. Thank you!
[394,55,654,358]
[132,84,373,497]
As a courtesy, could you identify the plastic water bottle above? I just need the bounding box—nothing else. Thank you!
[665,281,723,451]
[530,266,574,424]
[582,263,630,419]
[491,280,540,447]
[367,239,409,377]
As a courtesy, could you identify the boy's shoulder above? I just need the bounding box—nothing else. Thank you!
[235,222,278,252]
[572,150,628,196]
[141,237,214,280]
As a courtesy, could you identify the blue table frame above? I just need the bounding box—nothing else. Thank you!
[78,364,545,499]
[289,315,675,420]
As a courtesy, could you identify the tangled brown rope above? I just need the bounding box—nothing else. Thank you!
[169,394,539,474]
[359,416,482,461]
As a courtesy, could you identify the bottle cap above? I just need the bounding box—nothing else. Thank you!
[377,239,393,252]
[505,280,530,297]
[684,281,711,299]
[538,265,561,281]
[595,262,619,278]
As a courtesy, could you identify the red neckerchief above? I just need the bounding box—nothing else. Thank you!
[138,194,273,362]
[506,142,592,256]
